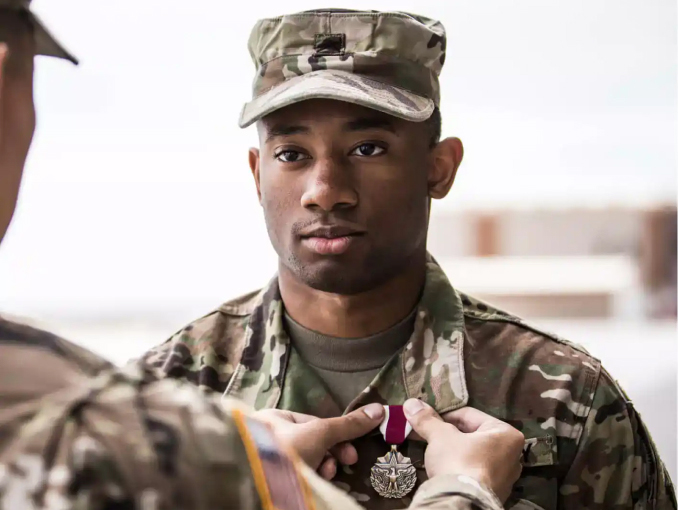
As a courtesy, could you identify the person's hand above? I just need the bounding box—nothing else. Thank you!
[255,403,384,480]
[403,398,524,503]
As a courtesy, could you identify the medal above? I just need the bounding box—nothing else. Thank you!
[370,405,417,498]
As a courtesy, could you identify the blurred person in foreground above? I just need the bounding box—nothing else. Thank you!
[139,8,676,510]
[0,3,528,509]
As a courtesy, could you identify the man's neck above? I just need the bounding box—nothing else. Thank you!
[278,254,426,338]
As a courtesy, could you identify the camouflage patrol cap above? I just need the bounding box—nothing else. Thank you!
[239,8,446,128]
[0,0,77,64]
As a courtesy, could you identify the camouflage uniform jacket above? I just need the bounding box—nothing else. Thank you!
[141,259,677,510]
[0,316,508,510]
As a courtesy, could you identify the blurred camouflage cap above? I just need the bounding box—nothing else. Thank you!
[239,8,446,128]
[0,0,77,64]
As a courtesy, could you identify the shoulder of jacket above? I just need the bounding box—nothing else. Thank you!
[138,290,265,386]
[167,288,264,339]
[217,288,265,317]
[0,317,113,375]
[459,291,599,362]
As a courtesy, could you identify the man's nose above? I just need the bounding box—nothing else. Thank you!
[300,157,358,212]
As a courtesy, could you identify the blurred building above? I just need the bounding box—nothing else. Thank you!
[428,205,677,319]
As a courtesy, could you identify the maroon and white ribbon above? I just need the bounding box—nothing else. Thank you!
[378,405,413,445]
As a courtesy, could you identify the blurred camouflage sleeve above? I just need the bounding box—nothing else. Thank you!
[0,361,269,509]
[408,474,505,510]
[0,357,362,510]
[559,368,677,509]
[0,313,302,510]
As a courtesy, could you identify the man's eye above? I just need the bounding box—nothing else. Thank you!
[275,150,309,163]
[351,144,386,157]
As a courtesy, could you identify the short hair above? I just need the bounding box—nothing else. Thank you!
[426,107,442,148]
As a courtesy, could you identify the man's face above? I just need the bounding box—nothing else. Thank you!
[252,99,433,295]
[0,10,36,244]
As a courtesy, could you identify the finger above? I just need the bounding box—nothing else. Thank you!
[284,411,318,425]
[318,403,384,448]
[403,398,456,442]
[441,406,502,433]
[256,409,317,425]
[318,455,337,480]
[330,442,358,466]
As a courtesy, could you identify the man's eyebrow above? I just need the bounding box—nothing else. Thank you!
[265,125,310,142]
[344,117,398,134]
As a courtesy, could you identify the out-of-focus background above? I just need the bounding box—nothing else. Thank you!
[1,0,676,479]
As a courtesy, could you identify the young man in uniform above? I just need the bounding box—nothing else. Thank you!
[0,2,527,509]
[140,8,676,510]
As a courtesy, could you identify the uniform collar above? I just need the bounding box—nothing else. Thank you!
[225,257,468,414]
[400,258,468,412]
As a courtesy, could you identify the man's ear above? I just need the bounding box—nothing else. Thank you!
[428,137,463,200]
[249,147,262,203]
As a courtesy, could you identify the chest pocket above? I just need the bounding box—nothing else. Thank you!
[509,435,559,510]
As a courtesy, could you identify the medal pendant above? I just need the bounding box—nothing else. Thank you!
[371,405,417,499]
[370,444,417,498]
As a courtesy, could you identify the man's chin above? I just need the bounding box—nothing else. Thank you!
[283,248,401,295]
[294,259,373,296]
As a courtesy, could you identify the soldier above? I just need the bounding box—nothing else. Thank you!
[0,2,526,509]
[139,8,677,510]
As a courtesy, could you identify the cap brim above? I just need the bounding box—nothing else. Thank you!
[28,11,78,65]
[239,70,434,128]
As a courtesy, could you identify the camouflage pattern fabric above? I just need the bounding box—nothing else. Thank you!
[140,258,677,510]
[0,317,508,510]
[239,9,445,127]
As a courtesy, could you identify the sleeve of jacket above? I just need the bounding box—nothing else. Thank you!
[559,367,676,509]
[407,474,505,510]
[0,366,271,510]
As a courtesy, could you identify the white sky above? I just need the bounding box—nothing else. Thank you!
[0,0,675,317]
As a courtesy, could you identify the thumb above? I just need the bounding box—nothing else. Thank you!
[442,406,502,433]
[403,398,455,442]
[317,403,384,449]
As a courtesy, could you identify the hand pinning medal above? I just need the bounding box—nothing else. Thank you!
[370,405,417,498]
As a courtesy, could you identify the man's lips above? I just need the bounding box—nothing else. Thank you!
[299,225,364,239]
[299,225,365,255]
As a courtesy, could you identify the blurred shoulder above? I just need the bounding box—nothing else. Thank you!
[0,350,318,510]
[0,316,113,376]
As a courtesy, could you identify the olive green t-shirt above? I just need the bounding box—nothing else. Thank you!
[284,309,416,410]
